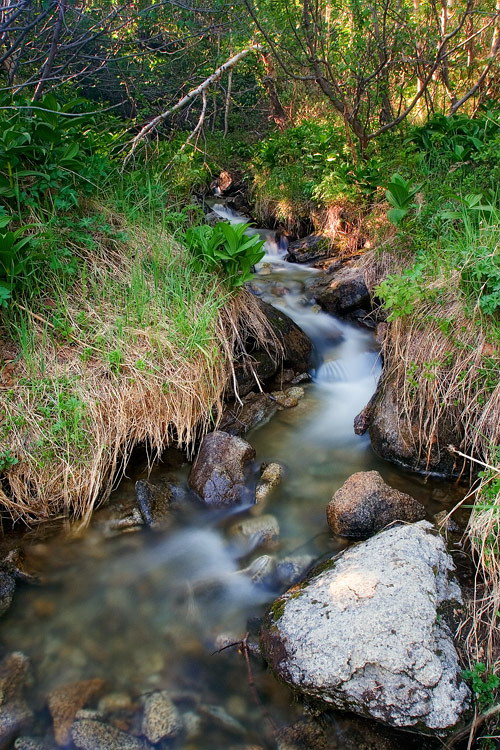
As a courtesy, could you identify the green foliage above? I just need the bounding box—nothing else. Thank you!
[407,112,500,166]
[0,213,35,306]
[253,121,383,210]
[185,221,265,288]
[462,662,500,711]
[385,174,422,225]
[314,158,381,203]
[0,449,18,473]
[375,264,431,320]
[441,198,500,316]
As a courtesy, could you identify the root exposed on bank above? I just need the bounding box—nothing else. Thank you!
[0,216,279,524]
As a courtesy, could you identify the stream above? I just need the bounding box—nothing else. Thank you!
[0,205,467,749]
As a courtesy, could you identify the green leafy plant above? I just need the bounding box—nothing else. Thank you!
[0,214,35,306]
[407,111,499,166]
[0,449,18,473]
[462,662,500,711]
[185,221,265,288]
[439,192,495,221]
[385,173,422,225]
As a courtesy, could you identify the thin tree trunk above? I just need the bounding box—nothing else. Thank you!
[260,51,288,129]
[33,0,65,101]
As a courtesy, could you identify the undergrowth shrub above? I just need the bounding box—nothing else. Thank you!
[185,221,265,287]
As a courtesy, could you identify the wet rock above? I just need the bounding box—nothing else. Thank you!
[48,677,105,746]
[310,263,370,315]
[98,693,133,715]
[332,714,410,750]
[210,170,245,197]
[97,512,143,537]
[182,711,201,740]
[271,387,304,409]
[135,480,172,528]
[255,300,312,374]
[260,463,284,486]
[276,719,332,750]
[235,351,279,397]
[240,555,277,588]
[141,691,182,744]
[228,515,280,553]
[0,573,15,617]
[286,235,331,264]
[353,394,376,436]
[74,709,104,722]
[220,393,278,437]
[369,375,460,477]
[1,550,38,585]
[326,471,426,538]
[0,703,33,750]
[0,654,32,747]
[255,463,284,506]
[434,510,460,535]
[261,521,470,735]
[276,555,315,590]
[72,720,148,750]
[188,431,256,508]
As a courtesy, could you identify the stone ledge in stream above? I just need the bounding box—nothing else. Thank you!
[327,470,426,538]
[188,431,256,508]
[253,299,312,375]
[286,234,331,264]
[309,261,370,317]
[261,521,471,737]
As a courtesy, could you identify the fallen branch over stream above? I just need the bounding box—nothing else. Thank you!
[124,45,263,163]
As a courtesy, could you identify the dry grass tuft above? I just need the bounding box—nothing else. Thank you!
[374,274,499,474]
[365,244,500,669]
[0,216,278,524]
[459,455,500,670]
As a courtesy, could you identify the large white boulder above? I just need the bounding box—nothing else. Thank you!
[261,521,470,735]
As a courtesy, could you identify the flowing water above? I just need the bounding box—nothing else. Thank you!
[0,205,467,749]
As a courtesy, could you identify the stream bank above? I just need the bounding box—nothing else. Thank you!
[0,201,474,749]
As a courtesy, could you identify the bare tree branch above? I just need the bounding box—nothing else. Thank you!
[124,44,263,162]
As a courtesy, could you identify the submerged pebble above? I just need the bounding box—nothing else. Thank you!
[228,515,280,553]
[48,677,105,745]
[72,719,149,750]
[199,704,246,735]
[141,690,182,743]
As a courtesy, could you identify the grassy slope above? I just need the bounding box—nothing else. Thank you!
[0,164,274,523]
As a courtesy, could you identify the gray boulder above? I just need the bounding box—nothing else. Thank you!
[261,521,470,735]
[310,263,370,314]
[188,431,255,508]
[286,235,330,264]
[327,470,426,538]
